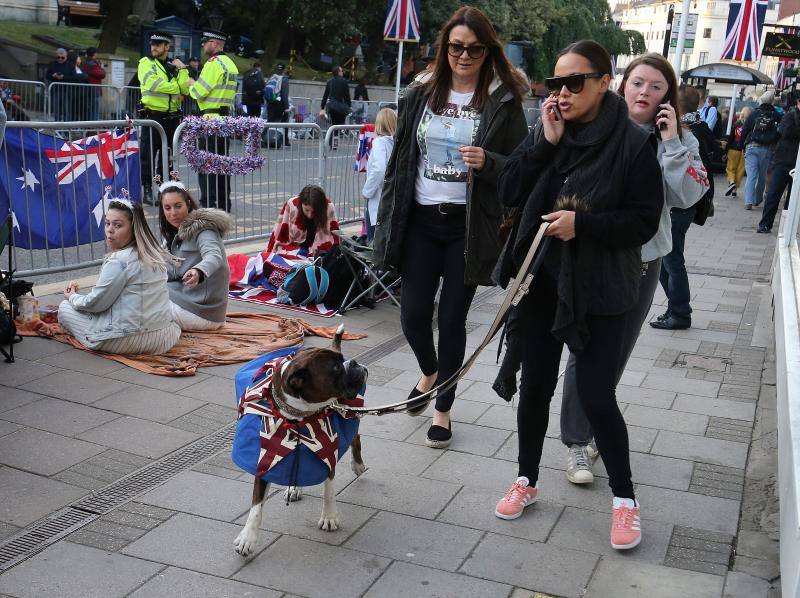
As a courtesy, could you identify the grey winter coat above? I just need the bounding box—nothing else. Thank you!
[167,208,232,323]
[374,77,529,286]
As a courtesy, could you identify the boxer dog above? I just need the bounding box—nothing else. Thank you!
[234,325,368,556]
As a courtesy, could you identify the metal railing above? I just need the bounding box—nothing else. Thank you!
[1,120,168,277]
[46,82,122,122]
[322,125,366,225]
[0,79,47,122]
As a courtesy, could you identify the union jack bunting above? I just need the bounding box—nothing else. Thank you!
[721,0,769,62]
[384,0,421,42]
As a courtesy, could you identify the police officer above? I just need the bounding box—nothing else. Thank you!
[189,29,238,212]
[137,31,191,199]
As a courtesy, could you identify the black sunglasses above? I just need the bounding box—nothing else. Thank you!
[545,72,604,94]
[447,42,487,59]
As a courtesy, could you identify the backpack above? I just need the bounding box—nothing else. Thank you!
[688,122,716,226]
[748,110,780,146]
[264,74,283,104]
[277,264,329,306]
[318,246,358,310]
[242,70,264,103]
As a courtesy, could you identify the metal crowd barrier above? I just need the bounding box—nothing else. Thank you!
[322,124,365,225]
[1,120,168,276]
[46,82,122,122]
[171,121,324,245]
[0,78,47,122]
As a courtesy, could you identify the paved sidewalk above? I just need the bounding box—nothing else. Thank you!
[0,178,782,597]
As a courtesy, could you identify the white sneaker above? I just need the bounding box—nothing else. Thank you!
[566,444,594,484]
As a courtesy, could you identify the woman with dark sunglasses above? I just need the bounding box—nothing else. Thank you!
[492,40,664,550]
[374,6,528,448]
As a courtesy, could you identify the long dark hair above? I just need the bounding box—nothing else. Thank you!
[298,185,329,231]
[425,6,527,114]
[618,52,683,139]
[158,186,199,243]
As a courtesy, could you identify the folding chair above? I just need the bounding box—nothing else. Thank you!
[332,231,401,314]
[1,215,18,362]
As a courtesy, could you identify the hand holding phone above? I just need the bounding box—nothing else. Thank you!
[542,94,565,145]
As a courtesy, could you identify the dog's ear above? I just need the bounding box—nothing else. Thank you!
[330,323,344,353]
[286,368,308,394]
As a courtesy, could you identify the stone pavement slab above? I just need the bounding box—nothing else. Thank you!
[0,396,120,436]
[137,470,252,521]
[19,369,130,403]
[92,386,206,423]
[364,561,511,598]
[233,535,390,597]
[129,566,281,598]
[651,430,749,469]
[76,416,201,459]
[0,428,105,475]
[584,558,725,597]
[122,512,277,577]
[0,466,87,526]
[0,541,162,598]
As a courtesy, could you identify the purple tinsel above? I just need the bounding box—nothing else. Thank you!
[180,116,267,176]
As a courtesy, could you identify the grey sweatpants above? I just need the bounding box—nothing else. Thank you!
[560,258,662,446]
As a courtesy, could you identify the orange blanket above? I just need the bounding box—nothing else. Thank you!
[16,313,366,377]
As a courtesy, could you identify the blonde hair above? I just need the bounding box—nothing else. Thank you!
[107,200,178,270]
[374,108,397,137]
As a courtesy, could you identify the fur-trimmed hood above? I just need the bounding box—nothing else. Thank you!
[177,208,232,241]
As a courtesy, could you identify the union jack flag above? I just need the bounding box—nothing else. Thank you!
[45,129,139,185]
[353,123,375,173]
[721,0,769,62]
[384,0,421,42]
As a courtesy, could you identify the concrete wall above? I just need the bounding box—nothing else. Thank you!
[0,0,57,25]
[773,168,800,598]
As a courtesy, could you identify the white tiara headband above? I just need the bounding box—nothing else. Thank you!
[105,185,134,211]
[155,172,187,194]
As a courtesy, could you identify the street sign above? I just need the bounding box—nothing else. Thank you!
[763,32,800,59]
[670,13,698,49]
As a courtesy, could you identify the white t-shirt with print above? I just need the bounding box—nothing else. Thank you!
[414,89,481,205]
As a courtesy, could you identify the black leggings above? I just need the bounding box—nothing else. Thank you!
[509,273,634,499]
[400,204,477,412]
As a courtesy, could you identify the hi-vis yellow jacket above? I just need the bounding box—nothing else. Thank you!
[137,57,189,113]
[189,53,238,117]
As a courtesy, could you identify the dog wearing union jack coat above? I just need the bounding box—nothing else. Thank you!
[231,325,368,556]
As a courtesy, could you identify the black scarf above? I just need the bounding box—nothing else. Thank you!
[509,92,632,352]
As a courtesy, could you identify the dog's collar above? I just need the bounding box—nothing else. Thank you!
[272,363,332,420]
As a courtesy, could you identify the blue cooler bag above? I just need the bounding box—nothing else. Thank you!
[231,346,362,487]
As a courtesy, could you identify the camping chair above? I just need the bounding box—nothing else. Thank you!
[0,214,17,362]
[332,230,401,314]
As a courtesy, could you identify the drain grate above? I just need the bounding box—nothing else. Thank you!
[0,423,236,571]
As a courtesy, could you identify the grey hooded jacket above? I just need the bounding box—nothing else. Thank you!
[167,208,232,323]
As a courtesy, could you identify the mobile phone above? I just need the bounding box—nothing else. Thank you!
[659,121,667,131]
[552,104,562,121]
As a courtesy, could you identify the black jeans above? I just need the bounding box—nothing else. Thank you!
[400,204,477,412]
[509,273,634,499]
[759,164,793,230]
[139,114,179,196]
[198,135,231,212]
[660,205,696,320]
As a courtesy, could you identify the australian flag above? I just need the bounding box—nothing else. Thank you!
[0,127,141,249]
[721,0,769,62]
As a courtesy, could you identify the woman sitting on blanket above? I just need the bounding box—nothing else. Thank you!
[59,194,181,355]
[266,185,340,255]
[158,177,232,331]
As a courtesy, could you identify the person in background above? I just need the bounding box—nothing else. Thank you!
[265,64,291,146]
[374,6,528,449]
[188,57,201,81]
[700,94,719,131]
[59,197,181,354]
[320,66,351,148]
[758,95,800,233]
[361,108,397,242]
[773,95,785,117]
[354,78,369,101]
[188,28,239,212]
[84,47,106,120]
[725,106,752,197]
[185,57,201,115]
[46,48,71,121]
[158,179,232,330]
[741,90,782,210]
[64,50,89,121]
[267,185,341,255]
[557,55,707,486]
[242,62,265,118]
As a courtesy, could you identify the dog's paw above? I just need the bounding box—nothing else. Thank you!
[351,459,367,476]
[233,527,259,556]
[284,486,303,502]
[318,514,340,531]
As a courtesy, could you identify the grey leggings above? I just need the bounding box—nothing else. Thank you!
[560,258,662,446]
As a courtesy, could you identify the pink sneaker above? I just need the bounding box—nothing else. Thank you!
[495,477,538,520]
[610,497,641,550]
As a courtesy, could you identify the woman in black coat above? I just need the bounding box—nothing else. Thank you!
[374,6,528,449]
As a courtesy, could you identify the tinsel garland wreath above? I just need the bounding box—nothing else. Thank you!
[180,116,267,176]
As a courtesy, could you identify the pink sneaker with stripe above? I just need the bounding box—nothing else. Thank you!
[611,497,641,550]
[495,476,538,520]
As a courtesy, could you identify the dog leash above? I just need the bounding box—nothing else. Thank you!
[330,222,552,418]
